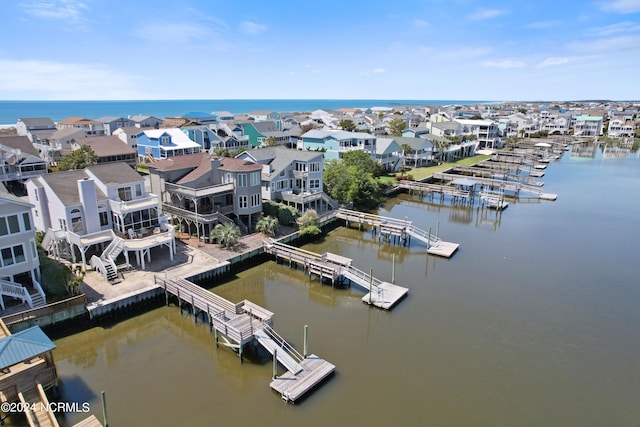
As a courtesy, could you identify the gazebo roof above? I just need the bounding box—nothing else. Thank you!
[452,177,478,187]
[0,326,56,369]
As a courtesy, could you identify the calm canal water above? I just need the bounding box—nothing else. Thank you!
[51,147,639,426]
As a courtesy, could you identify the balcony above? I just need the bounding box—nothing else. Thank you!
[161,203,233,224]
[109,194,159,215]
[164,182,234,198]
[290,169,308,179]
[280,190,323,204]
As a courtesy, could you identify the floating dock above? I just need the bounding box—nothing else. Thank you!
[270,355,336,403]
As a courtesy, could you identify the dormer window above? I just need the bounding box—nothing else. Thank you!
[161,135,170,145]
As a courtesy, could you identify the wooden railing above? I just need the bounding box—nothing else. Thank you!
[1,295,87,326]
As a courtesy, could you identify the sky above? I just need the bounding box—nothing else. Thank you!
[1,0,639,101]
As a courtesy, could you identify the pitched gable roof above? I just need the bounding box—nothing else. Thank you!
[0,135,39,156]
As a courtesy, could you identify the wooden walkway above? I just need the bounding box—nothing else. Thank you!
[19,383,59,427]
[397,180,474,205]
[476,160,545,177]
[155,274,335,403]
[263,239,409,310]
[451,166,544,186]
[433,172,557,201]
[336,209,459,257]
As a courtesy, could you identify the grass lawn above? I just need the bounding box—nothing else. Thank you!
[379,154,492,184]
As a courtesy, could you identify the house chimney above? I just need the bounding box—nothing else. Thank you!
[78,178,100,234]
[210,157,222,184]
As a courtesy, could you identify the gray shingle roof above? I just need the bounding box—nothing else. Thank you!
[0,135,39,156]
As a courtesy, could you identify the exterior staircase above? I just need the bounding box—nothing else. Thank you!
[90,236,125,284]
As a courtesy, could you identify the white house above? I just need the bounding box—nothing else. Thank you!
[0,183,45,309]
[27,163,175,274]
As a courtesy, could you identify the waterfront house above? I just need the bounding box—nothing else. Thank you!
[15,118,56,144]
[0,183,45,310]
[238,121,298,148]
[70,135,137,166]
[213,111,235,121]
[301,129,376,161]
[0,136,48,184]
[573,115,603,136]
[96,116,136,135]
[207,123,250,153]
[148,153,263,238]
[180,125,221,151]
[374,137,404,172]
[392,136,435,167]
[453,118,500,149]
[135,128,202,162]
[236,147,337,213]
[607,118,635,138]
[27,163,174,273]
[57,117,106,136]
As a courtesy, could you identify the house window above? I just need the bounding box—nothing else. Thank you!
[118,187,132,201]
[99,212,109,227]
[161,136,170,145]
[59,218,67,231]
[71,217,83,233]
[251,193,260,207]
[31,240,37,258]
[237,174,247,187]
[0,244,25,267]
[310,162,320,172]
[135,183,142,197]
[238,196,248,209]
[7,215,19,234]
[250,172,260,186]
[22,213,31,231]
[310,179,320,189]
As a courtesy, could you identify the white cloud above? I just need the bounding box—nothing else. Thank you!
[20,0,91,30]
[0,58,145,100]
[482,59,525,69]
[135,22,215,44]
[468,8,507,21]
[598,0,640,14]
[414,19,429,28]
[569,34,640,52]
[240,21,267,35]
[372,68,386,74]
[537,57,570,68]
[437,46,492,60]
[523,20,560,29]
[589,21,640,36]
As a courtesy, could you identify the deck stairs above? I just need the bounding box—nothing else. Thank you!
[253,325,304,375]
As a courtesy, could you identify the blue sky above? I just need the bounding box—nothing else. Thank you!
[1,0,639,101]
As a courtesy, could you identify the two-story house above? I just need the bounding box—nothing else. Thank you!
[96,116,136,135]
[130,115,163,129]
[148,153,263,239]
[135,128,202,162]
[27,163,173,272]
[15,118,57,144]
[235,147,337,213]
[573,115,603,137]
[301,130,376,161]
[0,183,45,310]
[57,117,106,136]
[453,118,500,149]
[70,136,137,166]
[0,136,48,184]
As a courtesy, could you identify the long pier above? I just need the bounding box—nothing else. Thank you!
[263,239,409,310]
[451,166,544,186]
[335,208,460,257]
[397,180,474,205]
[433,172,557,200]
[155,274,335,403]
[475,160,545,178]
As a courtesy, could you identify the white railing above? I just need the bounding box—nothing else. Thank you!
[102,236,124,261]
[32,277,46,304]
[90,255,108,278]
[0,279,33,308]
[406,224,441,247]
[108,194,159,214]
[341,265,383,292]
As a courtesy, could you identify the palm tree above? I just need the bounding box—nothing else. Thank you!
[210,223,240,249]
[256,216,279,237]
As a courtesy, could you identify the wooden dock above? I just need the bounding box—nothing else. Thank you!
[263,239,409,309]
[270,355,336,403]
[335,208,460,257]
[433,172,557,201]
[155,274,335,403]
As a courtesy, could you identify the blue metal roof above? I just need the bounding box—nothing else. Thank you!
[0,326,56,369]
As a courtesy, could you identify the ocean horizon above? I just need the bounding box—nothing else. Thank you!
[0,99,491,125]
